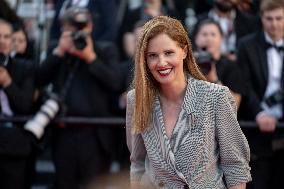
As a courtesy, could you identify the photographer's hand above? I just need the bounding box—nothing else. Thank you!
[53,31,73,57]
[0,67,12,88]
[69,35,97,63]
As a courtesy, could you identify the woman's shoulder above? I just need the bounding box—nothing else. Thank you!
[193,79,234,111]
[190,76,229,96]
[127,89,135,104]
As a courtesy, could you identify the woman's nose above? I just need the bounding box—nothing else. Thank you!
[157,55,167,66]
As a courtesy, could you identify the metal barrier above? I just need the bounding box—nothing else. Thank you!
[239,121,284,128]
[1,115,284,128]
[0,116,126,126]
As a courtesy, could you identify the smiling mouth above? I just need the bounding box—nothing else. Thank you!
[158,68,172,76]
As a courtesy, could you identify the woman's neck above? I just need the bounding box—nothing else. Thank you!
[212,51,221,61]
[159,77,187,103]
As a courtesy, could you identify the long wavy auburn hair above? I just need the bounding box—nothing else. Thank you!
[132,16,206,133]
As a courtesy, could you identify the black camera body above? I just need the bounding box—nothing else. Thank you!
[62,7,91,50]
[71,31,88,50]
[70,13,89,50]
[194,50,214,75]
[263,90,284,108]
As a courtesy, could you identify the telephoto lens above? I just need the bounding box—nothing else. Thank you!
[24,98,60,139]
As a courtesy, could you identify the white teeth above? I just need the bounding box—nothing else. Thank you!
[158,69,171,74]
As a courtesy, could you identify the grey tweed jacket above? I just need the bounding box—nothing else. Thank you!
[126,75,251,189]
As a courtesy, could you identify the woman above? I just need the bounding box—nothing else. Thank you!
[11,27,34,60]
[193,18,245,109]
[12,28,28,56]
[126,16,251,189]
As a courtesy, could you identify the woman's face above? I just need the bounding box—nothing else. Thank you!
[146,33,186,87]
[195,23,223,56]
[12,30,27,54]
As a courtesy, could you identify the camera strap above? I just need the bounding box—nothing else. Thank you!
[263,89,284,108]
[55,59,80,116]
[59,59,80,100]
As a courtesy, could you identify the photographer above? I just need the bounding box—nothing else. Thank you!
[35,7,121,189]
[0,19,36,189]
[193,18,244,109]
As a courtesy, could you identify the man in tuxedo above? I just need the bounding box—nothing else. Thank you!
[237,0,284,188]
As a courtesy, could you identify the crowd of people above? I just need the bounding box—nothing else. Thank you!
[0,0,284,189]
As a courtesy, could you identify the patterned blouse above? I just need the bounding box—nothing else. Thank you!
[126,75,251,189]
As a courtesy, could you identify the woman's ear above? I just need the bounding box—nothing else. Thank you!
[183,46,188,59]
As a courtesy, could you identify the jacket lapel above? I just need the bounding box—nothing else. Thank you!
[281,45,284,88]
[182,76,200,116]
[258,32,269,85]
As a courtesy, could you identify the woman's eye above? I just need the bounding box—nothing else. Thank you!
[165,51,173,56]
[148,54,157,59]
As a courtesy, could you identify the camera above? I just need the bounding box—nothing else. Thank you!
[70,10,89,50]
[61,7,91,50]
[24,93,61,139]
[0,53,8,67]
[71,31,88,50]
[193,50,214,75]
[263,90,283,108]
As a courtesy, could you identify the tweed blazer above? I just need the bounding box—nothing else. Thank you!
[126,75,251,189]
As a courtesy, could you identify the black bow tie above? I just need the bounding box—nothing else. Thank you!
[265,41,284,52]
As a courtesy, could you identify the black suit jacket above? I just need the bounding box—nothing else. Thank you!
[3,58,35,114]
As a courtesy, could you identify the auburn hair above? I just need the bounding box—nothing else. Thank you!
[132,16,206,133]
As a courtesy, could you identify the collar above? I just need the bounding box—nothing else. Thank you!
[264,32,284,46]
[208,9,236,21]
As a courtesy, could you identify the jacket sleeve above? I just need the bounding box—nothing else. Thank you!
[36,54,62,87]
[88,42,122,91]
[4,62,35,114]
[215,86,252,188]
[126,90,147,182]
[237,38,263,118]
